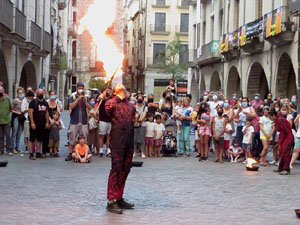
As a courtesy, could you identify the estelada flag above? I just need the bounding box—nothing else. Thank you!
[276,7,282,34]
[266,12,272,38]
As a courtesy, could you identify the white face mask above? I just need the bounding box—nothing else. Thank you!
[78,89,84,94]
[213,95,218,101]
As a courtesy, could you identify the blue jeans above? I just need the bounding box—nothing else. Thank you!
[179,126,191,154]
[10,117,24,150]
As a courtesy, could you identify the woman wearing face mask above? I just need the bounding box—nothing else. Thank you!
[290,95,297,112]
[280,105,293,127]
[223,99,233,122]
[134,95,147,158]
[87,97,100,155]
[159,92,175,119]
[10,87,26,155]
[234,97,256,147]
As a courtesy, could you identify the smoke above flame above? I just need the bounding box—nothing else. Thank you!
[78,0,123,80]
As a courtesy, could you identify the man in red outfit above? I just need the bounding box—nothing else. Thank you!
[105,84,136,214]
[269,110,294,175]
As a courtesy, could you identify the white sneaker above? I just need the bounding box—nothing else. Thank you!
[8,152,13,156]
[24,150,29,154]
[13,149,18,154]
[269,160,276,165]
[141,153,146,158]
[276,161,280,166]
[290,165,293,169]
[20,154,24,157]
[106,148,111,155]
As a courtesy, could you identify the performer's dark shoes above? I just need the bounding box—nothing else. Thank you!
[273,169,282,173]
[65,154,73,161]
[279,170,290,175]
[106,201,123,214]
[117,198,135,209]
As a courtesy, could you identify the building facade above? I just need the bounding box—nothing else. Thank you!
[0,0,52,97]
[188,0,300,105]
[124,0,190,99]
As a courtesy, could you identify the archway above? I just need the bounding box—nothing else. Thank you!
[190,72,199,105]
[210,71,221,92]
[20,61,37,90]
[0,50,9,93]
[275,53,296,99]
[247,63,268,99]
[227,66,241,98]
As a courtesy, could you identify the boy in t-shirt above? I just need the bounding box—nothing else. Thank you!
[242,117,254,162]
[154,114,165,157]
[72,136,92,163]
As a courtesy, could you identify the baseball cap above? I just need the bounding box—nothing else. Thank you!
[77,82,84,88]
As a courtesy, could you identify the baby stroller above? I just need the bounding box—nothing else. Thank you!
[161,125,178,157]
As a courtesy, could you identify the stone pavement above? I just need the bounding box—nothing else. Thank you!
[0,111,300,225]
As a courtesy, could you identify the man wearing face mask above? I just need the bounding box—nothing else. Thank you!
[28,89,50,160]
[98,88,113,157]
[105,84,136,214]
[146,94,158,115]
[251,93,263,109]
[204,92,224,117]
[0,86,12,155]
[66,82,92,161]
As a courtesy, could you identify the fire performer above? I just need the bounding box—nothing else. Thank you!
[104,84,136,214]
[269,110,294,175]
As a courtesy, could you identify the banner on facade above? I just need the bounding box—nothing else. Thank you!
[245,18,263,37]
[276,7,282,34]
[177,80,188,97]
[211,41,220,52]
[240,25,246,46]
[266,12,272,38]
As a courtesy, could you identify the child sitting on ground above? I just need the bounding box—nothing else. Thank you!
[49,111,63,157]
[72,136,92,163]
[227,139,243,163]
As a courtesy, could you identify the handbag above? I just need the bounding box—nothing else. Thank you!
[18,113,26,123]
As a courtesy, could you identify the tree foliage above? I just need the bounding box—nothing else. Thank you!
[88,77,107,91]
[158,35,185,80]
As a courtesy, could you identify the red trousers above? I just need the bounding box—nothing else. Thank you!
[278,133,294,172]
[107,128,134,200]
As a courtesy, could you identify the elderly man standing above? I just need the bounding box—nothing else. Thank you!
[0,86,12,155]
[65,82,91,161]
[105,84,136,214]
[28,89,50,160]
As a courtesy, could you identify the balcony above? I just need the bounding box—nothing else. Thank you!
[175,25,188,36]
[150,24,170,35]
[194,41,221,66]
[58,0,67,10]
[240,18,264,54]
[41,31,52,55]
[220,30,239,61]
[289,0,300,16]
[9,7,27,44]
[177,0,189,9]
[66,59,77,75]
[68,21,77,38]
[0,0,13,35]
[152,0,170,8]
[21,20,42,52]
[187,0,196,5]
[264,6,295,46]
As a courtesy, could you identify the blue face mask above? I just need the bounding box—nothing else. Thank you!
[233,96,237,100]
[18,94,25,99]
[50,95,57,100]
[291,99,297,104]
[254,96,259,100]
[241,102,248,108]
[224,103,229,108]
[90,102,95,106]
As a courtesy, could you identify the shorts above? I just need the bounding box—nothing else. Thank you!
[295,137,300,149]
[24,121,30,138]
[49,139,60,148]
[198,126,211,136]
[145,137,154,145]
[242,143,251,150]
[260,134,273,141]
[29,127,46,142]
[213,137,224,146]
[99,121,112,135]
[224,140,230,150]
[154,139,163,147]
[68,124,88,146]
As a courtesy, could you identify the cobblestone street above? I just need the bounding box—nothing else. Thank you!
[0,111,300,225]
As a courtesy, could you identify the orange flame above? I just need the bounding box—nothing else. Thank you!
[78,0,123,82]
[246,158,257,168]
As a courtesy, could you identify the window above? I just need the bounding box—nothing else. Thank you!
[155,13,166,32]
[219,11,223,34]
[202,21,206,44]
[153,43,166,65]
[72,41,77,58]
[73,12,77,24]
[179,44,189,65]
[35,0,38,22]
[180,13,189,33]
[181,0,189,7]
[196,23,200,48]
[156,0,166,6]
[71,76,77,93]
